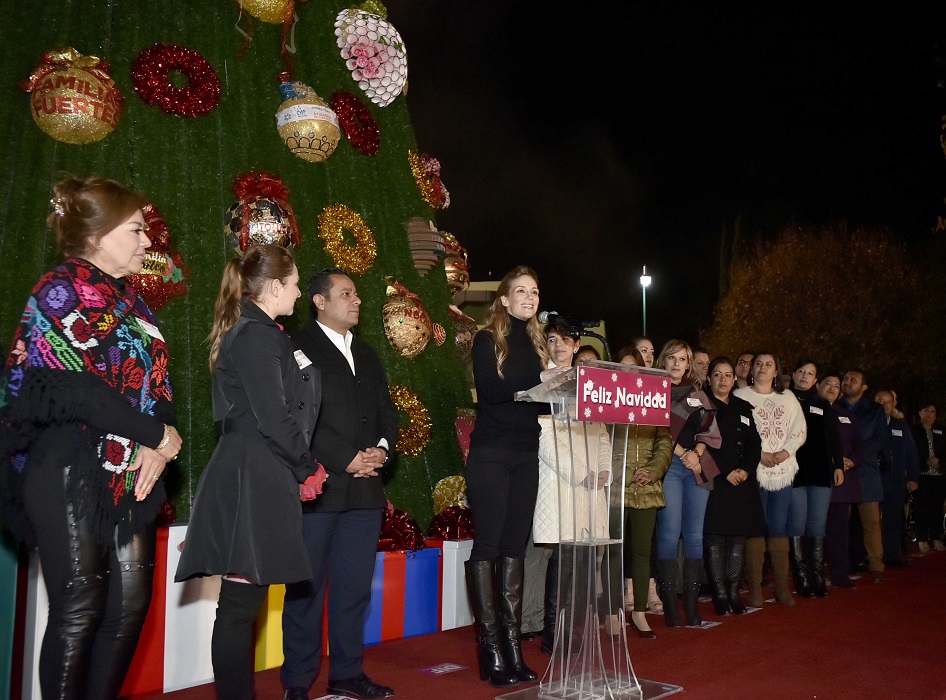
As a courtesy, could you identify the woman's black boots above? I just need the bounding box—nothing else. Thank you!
[498,557,538,682]
[466,560,518,687]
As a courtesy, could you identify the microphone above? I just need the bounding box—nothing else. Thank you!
[538,310,602,329]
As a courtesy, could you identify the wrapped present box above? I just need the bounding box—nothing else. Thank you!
[364,548,441,645]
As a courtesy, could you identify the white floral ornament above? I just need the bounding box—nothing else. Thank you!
[584,407,592,418]
[637,377,643,387]
[611,372,618,382]
[628,412,636,422]
[335,8,408,107]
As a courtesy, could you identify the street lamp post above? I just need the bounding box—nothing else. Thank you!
[640,265,652,336]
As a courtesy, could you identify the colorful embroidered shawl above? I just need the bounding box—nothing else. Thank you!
[1,258,173,545]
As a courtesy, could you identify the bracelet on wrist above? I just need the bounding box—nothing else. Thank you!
[156,425,172,452]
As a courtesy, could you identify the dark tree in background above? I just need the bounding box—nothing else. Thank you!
[702,223,946,412]
[0,2,471,530]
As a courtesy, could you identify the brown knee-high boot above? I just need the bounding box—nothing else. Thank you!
[745,537,766,608]
[767,537,795,606]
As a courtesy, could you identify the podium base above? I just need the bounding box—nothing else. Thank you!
[497,677,684,700]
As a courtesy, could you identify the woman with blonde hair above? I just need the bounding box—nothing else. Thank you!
[176,244,325,700]
[653,339,721,627]
[465,265,562,687]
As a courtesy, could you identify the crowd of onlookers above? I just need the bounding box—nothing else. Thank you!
[523,327,946,642]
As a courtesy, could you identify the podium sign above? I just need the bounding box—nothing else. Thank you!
[575,365,671,426]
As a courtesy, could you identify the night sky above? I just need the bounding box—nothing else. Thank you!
[386,2,945,352]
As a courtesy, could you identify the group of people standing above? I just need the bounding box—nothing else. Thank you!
[3,197,943,700]
[462,263,944,690]
[0,177,397,700]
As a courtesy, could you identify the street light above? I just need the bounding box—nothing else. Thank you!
[639,265,652,336]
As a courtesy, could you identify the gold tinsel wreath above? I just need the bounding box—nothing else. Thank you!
[390,384,432,457]
[317,203,377,276]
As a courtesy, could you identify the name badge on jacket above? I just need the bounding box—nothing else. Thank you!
[294,350,313,369]
[892,429,903,437]
[810,406,823,415]
[838,416,852,424]
[740,415,750,426]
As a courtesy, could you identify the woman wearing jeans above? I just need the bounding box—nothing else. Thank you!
[788,359,844,597]
[654,340,721,627]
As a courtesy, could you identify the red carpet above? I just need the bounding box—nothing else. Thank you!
[135,548,946,700]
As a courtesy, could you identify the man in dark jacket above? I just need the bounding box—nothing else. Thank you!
[874,390,919,567]
[281,268,399,700]
[838,369,889,583]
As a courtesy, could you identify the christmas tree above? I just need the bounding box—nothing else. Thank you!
[0,1,471,531]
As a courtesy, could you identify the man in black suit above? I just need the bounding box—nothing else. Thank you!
[281,268,399,700]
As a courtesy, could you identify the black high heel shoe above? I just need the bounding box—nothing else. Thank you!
[630,612,656,639]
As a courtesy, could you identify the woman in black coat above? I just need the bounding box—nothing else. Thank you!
[175,245,324,700]
[787,359,844,597]
[702,357,764,614]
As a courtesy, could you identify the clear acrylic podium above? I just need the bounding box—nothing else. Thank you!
[498,360,683,700]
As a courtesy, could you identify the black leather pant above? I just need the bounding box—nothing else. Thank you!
[24,464,156,699]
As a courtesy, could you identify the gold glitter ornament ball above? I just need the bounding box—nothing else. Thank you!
[276,82,340,163]
[29,66,122,145]
[240,0,290,24]
[383,291,432,359]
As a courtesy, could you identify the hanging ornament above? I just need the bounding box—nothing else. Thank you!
[408,150,450,209]
[131,44,221,118]
[317,203,376,275]
[382,277,446,359]
[240,0,291,24]
[334,5,408,107]
[225,172,301,252]
[275,74,340,163]
[449,304,478,372]
[442,231,470,296]
[127,203,189,310]
[406,217,446,276]
[330,90,380,156]
[389,385,432,457]
[20,48,123,145]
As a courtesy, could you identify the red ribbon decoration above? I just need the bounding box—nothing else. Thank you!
[427,505,474,541]
[378,505,428,552]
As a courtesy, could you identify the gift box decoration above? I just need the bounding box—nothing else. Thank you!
[363,548,440,645]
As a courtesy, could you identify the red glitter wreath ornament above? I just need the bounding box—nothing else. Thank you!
[330,90,380,156]
[132,43,221,117]
[127,203,189,310]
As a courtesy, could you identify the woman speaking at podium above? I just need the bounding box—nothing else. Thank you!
[465,265,563,688]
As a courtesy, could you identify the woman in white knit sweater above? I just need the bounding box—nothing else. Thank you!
[733,351,807,606]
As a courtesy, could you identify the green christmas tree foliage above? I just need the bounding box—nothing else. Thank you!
[0,2,471,531]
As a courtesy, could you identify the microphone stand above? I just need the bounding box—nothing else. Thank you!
[579,329,611,361]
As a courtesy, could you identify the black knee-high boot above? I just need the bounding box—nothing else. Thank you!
[656,558,683,627]
[705,539,728,615]
[808,536,828,597]
[498,557,537,682]
[789,536,813,597]
[85,525,157,699]
[466,560,517,687]
[682,558,704,626]
[212,579,268,700]
[40,495,109,699]
[725,537,747,614]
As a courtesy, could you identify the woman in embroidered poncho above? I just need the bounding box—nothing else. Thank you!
[0,177,182,698]
[734,351,807,607]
